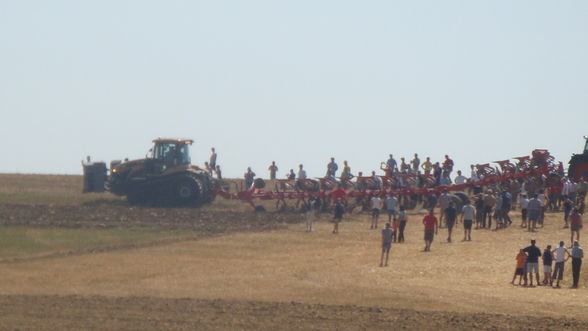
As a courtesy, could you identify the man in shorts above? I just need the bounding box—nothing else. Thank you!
[551,241,571,288]
[523,239,542,286]
[512,249,527,285]
[542,245,553,285]
[380,223,394,267]
[422,210,438,252]
[461,200,475,241]
[370,195,382,229]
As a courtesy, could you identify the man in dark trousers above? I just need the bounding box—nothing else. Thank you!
[523,239,542,286]
[571,240,584,288]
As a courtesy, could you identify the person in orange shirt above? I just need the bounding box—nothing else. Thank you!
[511,249,528,285]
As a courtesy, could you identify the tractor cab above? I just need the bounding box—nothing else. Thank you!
[146,138,193,173]
[583,136,588,154]
[568,136,588,181]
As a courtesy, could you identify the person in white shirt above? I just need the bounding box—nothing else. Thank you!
[370,195,383,229]
[537,190,546,226]
[551,241,571,288]
[460,201,476,241]
[454,170,468,185]
[297,164,307,180]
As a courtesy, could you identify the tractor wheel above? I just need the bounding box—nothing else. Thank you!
[173,176,203,206]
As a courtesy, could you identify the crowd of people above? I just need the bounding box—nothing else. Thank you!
[216,150,587,288]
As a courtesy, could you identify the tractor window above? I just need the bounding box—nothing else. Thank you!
[152,142,191,166]
[584,139,588,154]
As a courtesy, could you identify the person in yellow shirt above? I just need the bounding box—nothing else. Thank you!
[421,157,433,175]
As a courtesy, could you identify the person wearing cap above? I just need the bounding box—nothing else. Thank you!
[571,241,584,288]
[523,239,542,286]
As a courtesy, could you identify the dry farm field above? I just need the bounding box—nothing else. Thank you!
[0,173,587,330]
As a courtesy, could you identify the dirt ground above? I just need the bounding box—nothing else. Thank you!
[0,174,587,330]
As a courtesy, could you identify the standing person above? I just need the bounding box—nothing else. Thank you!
[305,197,316,232]
[519,194,529,228]
[411,154,420,174]
[551,241,571,288]
[475,194,485,229]
[571,240,584,288]
[268,161,278,180]
[400,157,410,173]
[397,205,408,243]
[422,210,438,252]
[523,239,542,286]
[494,192,504,229]
[209,147,217,176]
[526,194,542,232]
[385,194,398,222]
[511,249,528,285]
[461,200,475,241]
[386,154,397,173]
[421,157,433,175]
[542,245,553,285]
[502,190,513,226]
[380,223,394,267]
[563,195,573,228]
[537,190,547,227]
[483,191,496,229]
[370,195,383,229]
[244,167,256,190]
[445,202,457,243]
[341,160,352,180]
[438,190,450,228]
[215,165,222,179]
[332,199,345,234]
[570,208,583,244]
[327,157,338,177]
[433,162,442,186]
[443,155,454,177]
[288,169,296,180]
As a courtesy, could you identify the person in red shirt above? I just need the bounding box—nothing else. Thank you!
[422,210,439,252]
[443,155,454,177]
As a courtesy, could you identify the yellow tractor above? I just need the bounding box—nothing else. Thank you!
[83,138,215,206]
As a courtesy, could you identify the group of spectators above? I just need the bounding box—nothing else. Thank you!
[513,239,584,289]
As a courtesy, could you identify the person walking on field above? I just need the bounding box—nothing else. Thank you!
[542,245,553,286]
[380,223,394,267]
[397,205,408,243]
[461,200,475,241]
[571,240,584,288]
[268,161,278,180]
[445,202,457,243]
[511,249,527,285]
[423,210,438,252]
[370,195,383,229]
[483,191,496,229]
[570,208,583,244]
[523,239,542,286]
[332,199,345,234]
[551,241,571,288]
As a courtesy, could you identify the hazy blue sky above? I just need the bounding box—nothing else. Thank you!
[1,1,587,179]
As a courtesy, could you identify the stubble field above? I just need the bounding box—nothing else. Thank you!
[0,173,587,330]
